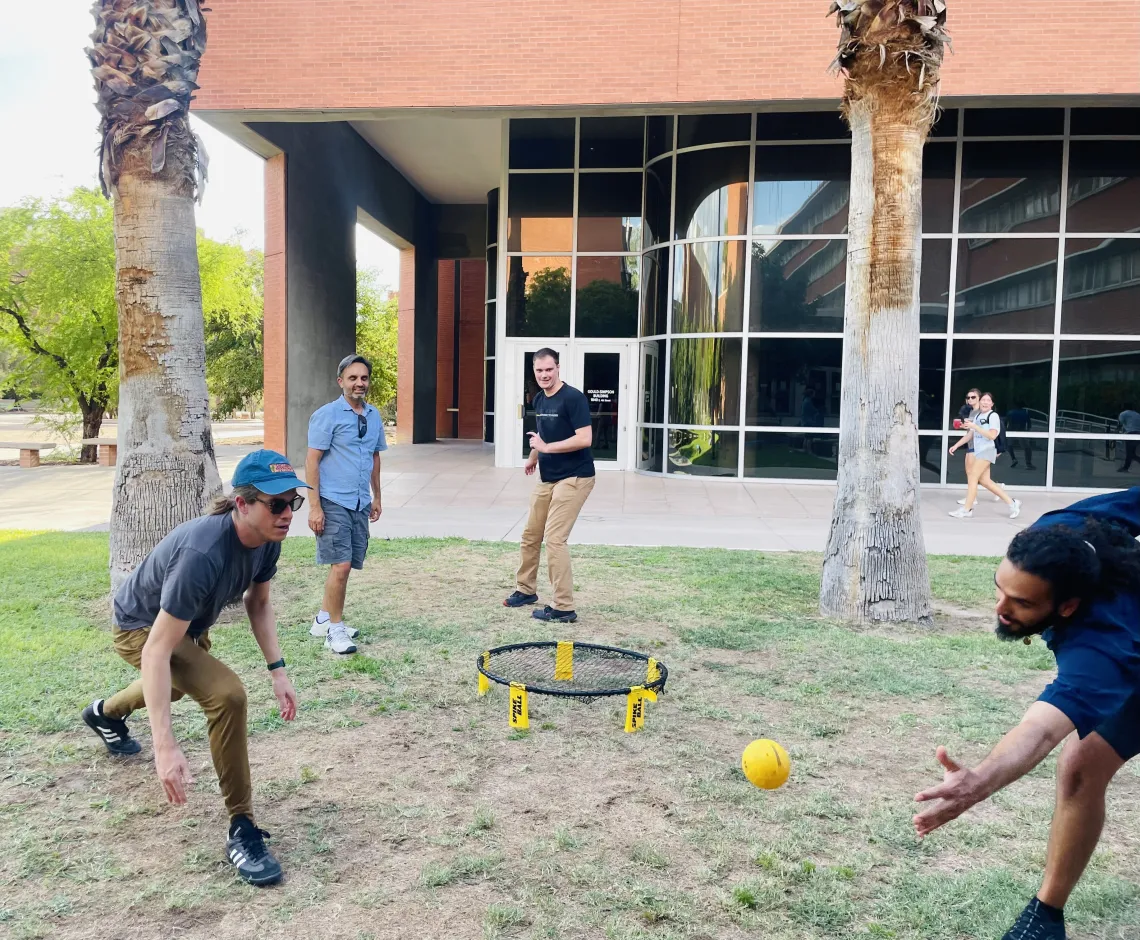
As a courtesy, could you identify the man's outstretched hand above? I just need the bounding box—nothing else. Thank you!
[913,746,983,837]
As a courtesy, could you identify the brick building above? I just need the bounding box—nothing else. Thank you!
[194,1,1140,490]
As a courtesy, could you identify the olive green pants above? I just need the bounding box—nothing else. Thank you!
[102,626,253,820]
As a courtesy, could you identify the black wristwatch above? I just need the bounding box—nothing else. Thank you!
[266,658,286,672]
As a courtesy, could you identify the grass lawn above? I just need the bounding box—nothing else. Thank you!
[0,531,1137,940]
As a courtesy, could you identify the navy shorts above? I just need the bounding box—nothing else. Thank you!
[315,497,370,569]
[1097,689,1140,762]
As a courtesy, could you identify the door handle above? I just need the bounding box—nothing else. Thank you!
[517,404,524,419]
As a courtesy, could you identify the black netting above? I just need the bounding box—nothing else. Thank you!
[479,642,668,697]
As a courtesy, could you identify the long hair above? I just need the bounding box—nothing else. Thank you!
[1007,517,1140,605]
[208,484,261,516]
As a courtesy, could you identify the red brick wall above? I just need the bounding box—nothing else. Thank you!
[436,261,456,437]
[396,248,417,445]
[458,260,486,440]
[263,154,287,454]
[195,1,1140,112]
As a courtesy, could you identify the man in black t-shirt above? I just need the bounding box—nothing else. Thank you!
[503,348,596,623]
[81,450,305,887]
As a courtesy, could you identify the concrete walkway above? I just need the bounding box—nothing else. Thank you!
[0,438,1082,556]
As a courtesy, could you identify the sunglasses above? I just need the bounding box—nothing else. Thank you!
[357,414,368,439]
[252,494,305,515]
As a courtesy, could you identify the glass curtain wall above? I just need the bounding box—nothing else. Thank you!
[636,107,1140,487]
[484,188,498,443]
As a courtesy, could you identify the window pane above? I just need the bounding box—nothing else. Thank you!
[486,188,499,246]
[668,429,740,476]
[964,108,1064,137]
[646,116,674,161]
[745,338,842,426]
[578,173,642,252]
[484,413,494,444]
[677,113,751,148]
[484,359,495,413]
[641,248,669,336]
[575,256,639,338]
[756,111,848,141]
[959,141,1062,234]
[674,147,749,239]
[1057,341,1140,433]
[919,435,944,483]
[1054,437,1140,487]
[507,174,573,251]
[750,238,846,332]
[947,441,1046,487]
[639,427,664,472]
[922,143,956,233]
[486,247,498,300]
[930,109,959,139]
[920,238,952,332]
[505,257,571,337]
[644,158,673,246]
[1066,141,1140,233]
[1071,108,1140,136]
[669,337,742,426]
[485,301,497,356]
[754,145,850,235]
[673,241,746,332]
[949,339,1053,429]
[1062,238,1140,335]
[641,340,665,423]
[919,339,946,430]
[580,117,645,168]
[743,432,837,480]
[582,353,621,460]
[954,239,1058,333]
[509,118,575,169]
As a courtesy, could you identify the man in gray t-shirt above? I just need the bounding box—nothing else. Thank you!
[82,450,306,887]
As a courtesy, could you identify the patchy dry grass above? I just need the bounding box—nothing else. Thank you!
[0,533,1137,939]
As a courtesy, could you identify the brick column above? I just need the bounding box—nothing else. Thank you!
[436,260,456,438]
[263,153,288,454]
[396,247,417,445]
[458,259,487,439]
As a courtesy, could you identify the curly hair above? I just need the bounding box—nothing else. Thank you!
[1006,517,1140,604]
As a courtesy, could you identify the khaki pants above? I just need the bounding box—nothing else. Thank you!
[516,475,595,610]
[102,626,253,820]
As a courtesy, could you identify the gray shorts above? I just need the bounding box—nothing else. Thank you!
[315,497,370,569]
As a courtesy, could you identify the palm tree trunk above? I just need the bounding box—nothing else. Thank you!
[109,164,221,590]
[819,0,948,624]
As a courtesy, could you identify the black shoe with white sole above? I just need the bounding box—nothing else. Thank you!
[503,591,539,608]
[532,605,577,623]
[82,699,142,756]
[226,815,283,886]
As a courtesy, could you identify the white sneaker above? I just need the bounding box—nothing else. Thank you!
[325,622,357,655]
[1009,499,1022,519]
[949,506,973,518]
[310,616,359,639]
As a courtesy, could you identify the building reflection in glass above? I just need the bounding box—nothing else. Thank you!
[669,337,742,426]
[673,241,746,332]
[750,239,845,332]
[575,256,638,338]
[506,256,571,337]
[668,429,739,476]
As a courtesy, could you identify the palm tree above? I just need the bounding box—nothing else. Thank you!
[88,0,221,590]
[819,1,950,624]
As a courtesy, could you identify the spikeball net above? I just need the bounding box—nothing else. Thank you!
[477,641,669,732]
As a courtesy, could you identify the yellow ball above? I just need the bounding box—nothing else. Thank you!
[741,739,790,790]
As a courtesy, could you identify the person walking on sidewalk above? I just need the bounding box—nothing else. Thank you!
[81,450,304,886]
[503,348,596,623]
[306,354,386,654]
[949,392,1021,520]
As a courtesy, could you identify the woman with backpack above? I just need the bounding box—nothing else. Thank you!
[949,392,1022,519]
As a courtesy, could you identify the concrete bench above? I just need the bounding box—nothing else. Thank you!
[82,438,118,467]
[6,441,56,468]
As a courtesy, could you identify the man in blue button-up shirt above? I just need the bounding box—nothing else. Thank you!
[305,354,387,654]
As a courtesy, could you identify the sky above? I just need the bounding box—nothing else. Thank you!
[0,1,400,289]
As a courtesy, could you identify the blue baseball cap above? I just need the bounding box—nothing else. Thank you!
[231,449,311,495]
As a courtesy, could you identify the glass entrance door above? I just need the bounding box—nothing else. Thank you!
[573,345,629,468]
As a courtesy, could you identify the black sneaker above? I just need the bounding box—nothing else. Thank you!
[1001,898,1067,940]
[226,815,283,886]
[532,605,577,623]
[82,699,142,756]
[503,591,539,608]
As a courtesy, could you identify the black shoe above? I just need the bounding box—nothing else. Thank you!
[1001,898,1066,940]
[1119,465,1131,473]
[82,700,142,756]
[503,591,539,608]
[532,605,577,623]
[226,815,283,886]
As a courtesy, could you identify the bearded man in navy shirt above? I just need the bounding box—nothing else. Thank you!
[914,488,1140,940]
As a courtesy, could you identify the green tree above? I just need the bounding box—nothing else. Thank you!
[355,269,398,418]
[0,190,117,462]
[198,235,264,418]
